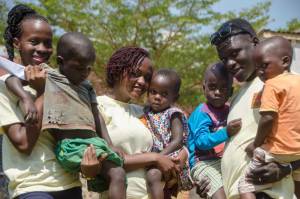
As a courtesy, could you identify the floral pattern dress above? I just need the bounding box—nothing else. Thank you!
[142,107,193,192]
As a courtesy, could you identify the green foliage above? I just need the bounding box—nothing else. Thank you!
[7,0,271,108]
[0,1,8,45]
[280,18,300,32]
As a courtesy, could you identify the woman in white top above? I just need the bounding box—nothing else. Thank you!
[96,47,184,199]
[0,5,82,198]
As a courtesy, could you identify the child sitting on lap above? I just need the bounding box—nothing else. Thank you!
[240,36,300,199]
[188,62,241,199]
[4,32,126,198]
[140,69,193,199]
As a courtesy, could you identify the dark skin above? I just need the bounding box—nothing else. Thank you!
[42,35,127,199]
[147,74,183,155]
[3,65,46,154]
[201,68,241,199]
[145,74,185,199]
[216,33,300,198]
[243,37,297,199]
[254,36,292,82]
[55,36,126,157]
[5,19,53,124]
[105,58,185,196]
[1,20,103,199]
[3,18,52,154]
[203,70,242,138]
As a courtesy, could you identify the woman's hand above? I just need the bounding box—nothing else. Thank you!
[246,160,291,185]
[109,145,127,159]
[171,148,188,171]
[155,154,178,180]
[227,118,242,137]
[81,145,107,178]
[195,176,211,198]
[25,65,46,96]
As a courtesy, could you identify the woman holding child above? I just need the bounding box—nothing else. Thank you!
[95,46,184,198]
[0,4,83,198]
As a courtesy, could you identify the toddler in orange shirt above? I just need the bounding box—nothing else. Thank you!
[238,36,300,198]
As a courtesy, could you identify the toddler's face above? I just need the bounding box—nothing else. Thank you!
[203,72,232,108]
[60,56,92,85]
[148,75,177,113]
[254,46,286,82]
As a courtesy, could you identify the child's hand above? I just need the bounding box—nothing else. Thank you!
[195,176,211,198]
[171,156,184,171]
[19,97,38,124]
[245,142,256,158]
[110,146,127,159]
[227,118,242,137]
[25,65,47,95]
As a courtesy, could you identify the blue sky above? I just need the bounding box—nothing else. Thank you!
[212,0,300,30]
[6,0,300,32]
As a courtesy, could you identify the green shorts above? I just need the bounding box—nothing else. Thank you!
[55,137,123,192]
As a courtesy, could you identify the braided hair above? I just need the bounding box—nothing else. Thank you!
[106,46,150,88]
[3,4,48,61]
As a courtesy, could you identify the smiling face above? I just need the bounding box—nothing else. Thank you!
[147,74,178,112]
[116,57,153,102]
[13,19,53,66]
[203,70,232,108]
[217,34,257,82]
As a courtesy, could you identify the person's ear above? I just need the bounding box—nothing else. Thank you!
[282,56,291,71]
[13,37,20,50]
[57,55,64,66]
[252,37,259,46]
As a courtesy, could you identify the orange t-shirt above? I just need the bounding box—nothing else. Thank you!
[260,72,300,155]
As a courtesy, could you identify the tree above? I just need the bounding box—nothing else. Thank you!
[0,1,8,45]
[8,0,271,108]
[281,18,300,32]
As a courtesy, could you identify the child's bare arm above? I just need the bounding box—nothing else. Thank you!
[6,76,28,99]
[254,111,277,147]
[160,112,184,156]
[5,75,37,123]
[3,94,44,155]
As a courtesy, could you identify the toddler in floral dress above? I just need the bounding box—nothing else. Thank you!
[140,69,193,199]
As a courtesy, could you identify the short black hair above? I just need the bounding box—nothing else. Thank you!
[57,32,95,63]
[257,36,293,71]
[154,68,181,95]
[211,18,257,46]
[4,4,48,61]
[204,62,233,86]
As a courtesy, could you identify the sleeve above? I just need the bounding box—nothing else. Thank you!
[96,97,111,125]
[0,74,12,82]
[188,107,228,150]
[0,83,24,128]
[260,83,281,113]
